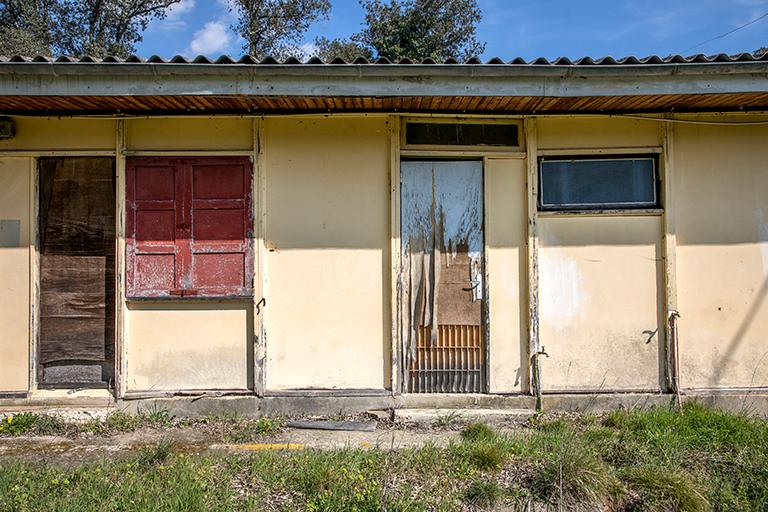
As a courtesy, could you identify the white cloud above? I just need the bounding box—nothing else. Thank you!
[167,0,196,21]
[298,42,319,59]
[148,0,195,31]
[189,20,233,56]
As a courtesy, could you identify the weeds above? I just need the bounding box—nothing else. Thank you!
[622,466,708,512]
[134,439,175,467]
[463,479,504,508]
[461,423,495,442]
[106,410,141,432]
[434,410,464,427]
[1,403,767,511]
[140,403,175,428]
[224,417,284,443]
[0,413,66,436]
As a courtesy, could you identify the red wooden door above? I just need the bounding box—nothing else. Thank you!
[126,157,254,298]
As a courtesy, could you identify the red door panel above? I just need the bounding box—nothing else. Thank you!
[126,157,253,298]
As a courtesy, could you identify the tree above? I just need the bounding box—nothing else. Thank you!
[0,0,59,56]
[755,47,768,57]
[231,0,331,59]
[314,36,372,62]
[315,0,485,62]
[0,0,180,57]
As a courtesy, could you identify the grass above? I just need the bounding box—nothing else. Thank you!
[0,412,67,436]
[0,408,285,441]
[1,402,768,510]
[223,417,285,443]
[433,410,464,427]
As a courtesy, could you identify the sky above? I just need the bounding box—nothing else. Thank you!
[137,0,768,61]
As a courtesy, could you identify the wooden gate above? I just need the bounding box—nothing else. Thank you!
[400,161,485,393]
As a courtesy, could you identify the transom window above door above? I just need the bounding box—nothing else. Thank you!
[402,119,522,150]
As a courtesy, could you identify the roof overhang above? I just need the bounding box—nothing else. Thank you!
[1,61,767,115]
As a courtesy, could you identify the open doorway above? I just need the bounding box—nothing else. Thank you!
[37,157,116,388]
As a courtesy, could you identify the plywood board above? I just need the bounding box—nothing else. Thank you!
[38,157,115,384]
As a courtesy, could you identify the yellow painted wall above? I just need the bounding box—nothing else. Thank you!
[124,302,252,391]
[125,118,253,151]
[675,121,768,389]
[485,158,528,393]
[0,158,30,392]
[537,117,660,149]
[538,216,664,391]
[0,118,116,150]
[264,116,391,390]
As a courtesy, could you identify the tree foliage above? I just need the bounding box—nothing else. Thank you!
[755,47,768,57]
[0,0,180,57]
[315,0,485,62]
[231,0,331,59]
[314,36,372,62]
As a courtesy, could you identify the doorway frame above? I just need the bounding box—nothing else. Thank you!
[20,150,118,394]
[389,115,528,395]
[34,155,119,390]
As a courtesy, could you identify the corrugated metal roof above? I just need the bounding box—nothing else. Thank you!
[1,51,766,115]
[1,52,767,66]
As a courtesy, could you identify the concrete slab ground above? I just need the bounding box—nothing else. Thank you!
[394,408,534,425]
[0,425,463,466]
[2,391,768,419]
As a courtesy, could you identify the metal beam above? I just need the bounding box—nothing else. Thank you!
[0,62,766,97]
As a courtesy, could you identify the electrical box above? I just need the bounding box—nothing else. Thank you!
[0,117,16,139]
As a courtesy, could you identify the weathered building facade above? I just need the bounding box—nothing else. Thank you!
[0,54,767,413]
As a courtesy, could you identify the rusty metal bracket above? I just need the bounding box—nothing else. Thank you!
[255,297,266,315]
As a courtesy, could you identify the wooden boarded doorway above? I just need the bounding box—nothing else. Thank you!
[400,160,485,393]
[38,157,116,388]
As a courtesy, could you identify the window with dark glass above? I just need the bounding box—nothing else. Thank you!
[538,156,658,211]
[405,122,519,147]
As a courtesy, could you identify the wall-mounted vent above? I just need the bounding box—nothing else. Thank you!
[0,117,16,139]
[405,121,519,148]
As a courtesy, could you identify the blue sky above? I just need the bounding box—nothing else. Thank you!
[137,0,768,60]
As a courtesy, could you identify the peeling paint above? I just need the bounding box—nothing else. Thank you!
[539,233,585,328]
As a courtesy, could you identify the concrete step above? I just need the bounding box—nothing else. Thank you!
[393,407,535,426]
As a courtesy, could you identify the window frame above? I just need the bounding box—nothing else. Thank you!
[537,154,661,213]
[125,156,254,300]
[400,117,523,152]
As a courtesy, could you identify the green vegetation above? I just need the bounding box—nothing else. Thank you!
[0,412,67,436]
[433,409,464,428]
[1,402,768,510]
[223,417,285,443]
[0,407,285,441]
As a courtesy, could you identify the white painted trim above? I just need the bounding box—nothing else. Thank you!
[28,157,38,392]
[389,115,402,394]
[524,118,539,398]
[115,120,127,398]
[255,117,268,396]
[0,151,116,157]
[662,119,679,392]
[123,150,255,157]
[538,146,663,156]
[401,149,526,158]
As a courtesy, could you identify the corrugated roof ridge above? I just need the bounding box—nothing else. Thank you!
[1,52,767,65]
